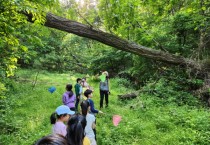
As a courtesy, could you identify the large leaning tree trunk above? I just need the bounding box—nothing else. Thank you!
[24,12,204,72]
[24,12,210,105]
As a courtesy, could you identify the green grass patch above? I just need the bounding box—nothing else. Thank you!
[0,69,209,145]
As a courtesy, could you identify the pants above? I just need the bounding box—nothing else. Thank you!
[100,90,109,108]
[75,96,80,111]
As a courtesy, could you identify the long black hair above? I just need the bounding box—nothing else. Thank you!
[34,134,68,145]
[80,100,90,116]
[66,114,87,145]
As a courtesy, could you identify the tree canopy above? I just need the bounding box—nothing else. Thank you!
[0,0,210,85]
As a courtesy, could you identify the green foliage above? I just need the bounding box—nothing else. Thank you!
[99,0,210,55]
[140,78,201,106]
[0,0,59,76]
[0,1,210,144]
[1,69,209,145]
[91,48,133,75]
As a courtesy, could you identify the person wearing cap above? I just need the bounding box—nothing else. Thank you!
[50,105,75,137]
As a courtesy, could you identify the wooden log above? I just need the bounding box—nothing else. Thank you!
[118,93,137,100]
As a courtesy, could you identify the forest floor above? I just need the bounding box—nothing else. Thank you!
[0,69,209,145]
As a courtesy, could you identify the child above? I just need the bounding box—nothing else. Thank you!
[84,89,103,140]
[82,77,95,92]
[62,84,76,111]
[75,78,82,111]
[50,105,75,137]
[34,134,68,145]
[66,114,90,145]
[82,78,89,89]
[84,89,103,115]
[81,100,97,145]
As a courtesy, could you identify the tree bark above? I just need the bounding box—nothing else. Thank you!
[118,93,137,100]
[25,12,203,71]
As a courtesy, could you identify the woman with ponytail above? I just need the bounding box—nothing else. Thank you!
[62,84,76,111]
[81,100,96,145]
[50,105,75,137]
[66,114,90,145]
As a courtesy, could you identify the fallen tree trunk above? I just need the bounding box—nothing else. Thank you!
[24,12,210,106]
[24,12,203,72]
[118,93,137,100]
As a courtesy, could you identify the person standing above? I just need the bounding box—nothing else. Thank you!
[75,78,82,112]
[99,71,110,109]
[62,84,76,111]
[50,105,75,137]
[84,89,103,140]
[66,114,90,145]
[81,100,97,145]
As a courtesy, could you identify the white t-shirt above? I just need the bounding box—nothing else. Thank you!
[85,113,95,140]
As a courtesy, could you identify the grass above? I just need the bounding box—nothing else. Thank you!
[0,69,210,145]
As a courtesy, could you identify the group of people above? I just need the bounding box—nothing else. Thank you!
[34,71,110,145]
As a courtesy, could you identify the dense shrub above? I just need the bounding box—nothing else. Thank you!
[140,78,202,106]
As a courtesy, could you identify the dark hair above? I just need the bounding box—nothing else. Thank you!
[80,100,90,116]
[66,84,72,91]
[76,78,82,83]
[66,84,73,98]
[84,89,93,98]
[34,134,68,145]
[66,114,87,145]
[50,112,68,124]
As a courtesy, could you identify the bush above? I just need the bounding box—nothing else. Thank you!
[140,78,201,106]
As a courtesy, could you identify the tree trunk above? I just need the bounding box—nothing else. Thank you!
[24,12,210,105]
[118,93,137,100]
[25,12,203,72]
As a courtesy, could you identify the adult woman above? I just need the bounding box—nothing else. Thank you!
[99,71,110,108]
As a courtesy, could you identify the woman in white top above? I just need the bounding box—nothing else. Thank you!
[81,100,97,145]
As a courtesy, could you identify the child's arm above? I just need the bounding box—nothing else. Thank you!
[92,122,96,129]
[92,115,96,129]
[62,94,66,104]
[89,99,99,113]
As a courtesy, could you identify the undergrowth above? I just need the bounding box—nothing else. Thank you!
[0,69,209,145]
